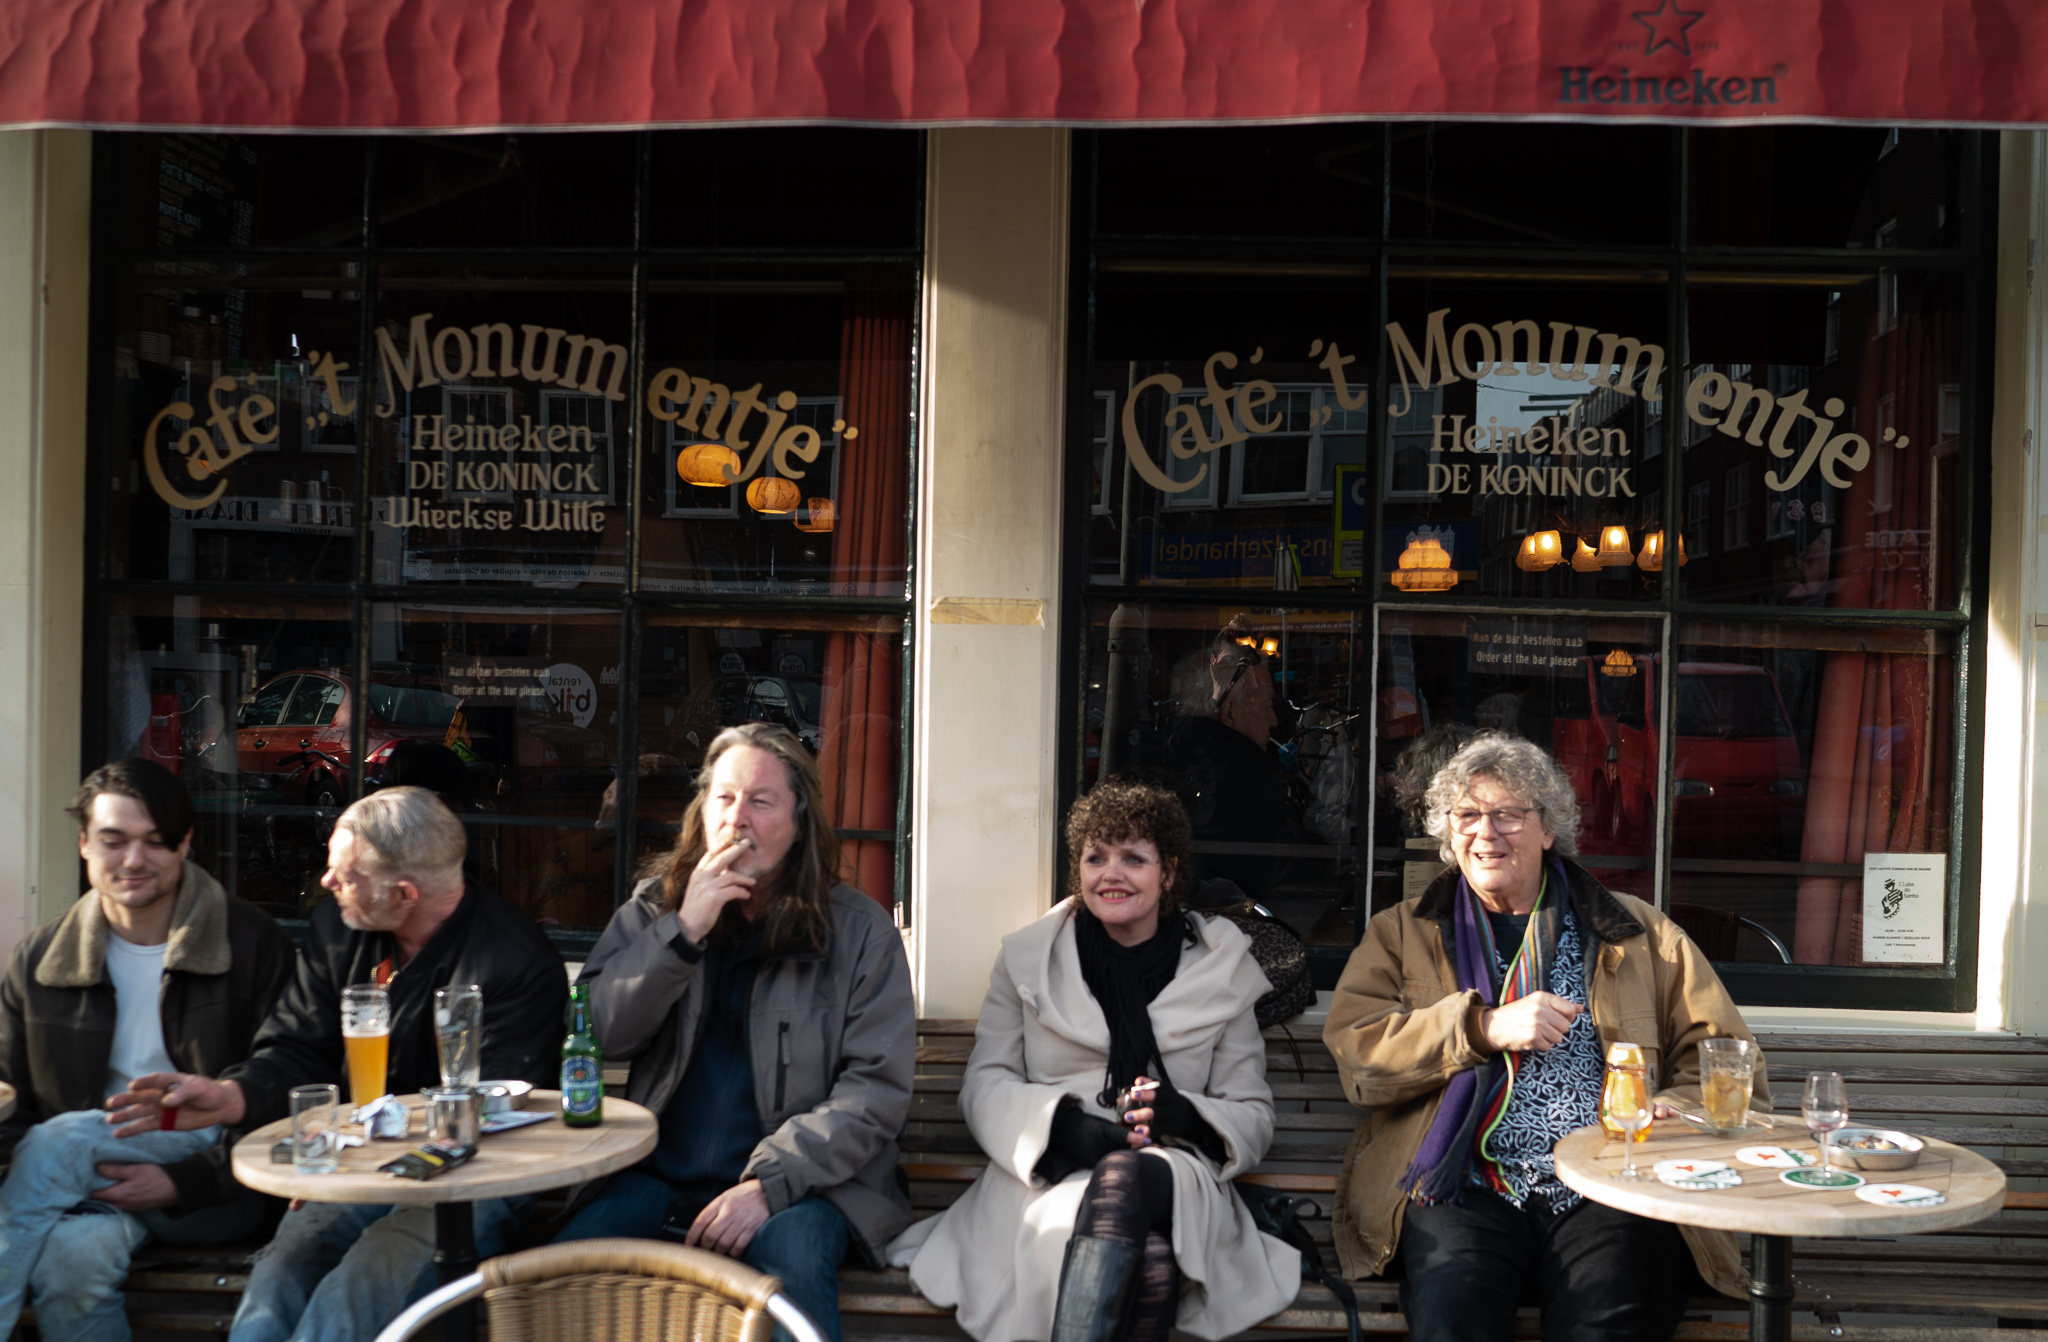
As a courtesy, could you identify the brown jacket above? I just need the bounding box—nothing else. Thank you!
[1321,858,1768,1299]
[0,864,294,1209]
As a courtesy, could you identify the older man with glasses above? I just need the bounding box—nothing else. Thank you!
[1322,732,1765,1342]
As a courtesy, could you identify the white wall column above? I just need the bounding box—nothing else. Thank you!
[1985,130,2048,1032]
[910,129,1070,1017]
[0,130,91,953]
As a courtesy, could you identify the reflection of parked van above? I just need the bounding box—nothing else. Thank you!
[1552,656,1807,859]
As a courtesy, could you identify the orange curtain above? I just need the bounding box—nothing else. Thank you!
[817,271,910,909]
[1791,301,1955,963]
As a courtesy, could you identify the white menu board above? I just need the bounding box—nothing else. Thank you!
[1862,853,1947,964]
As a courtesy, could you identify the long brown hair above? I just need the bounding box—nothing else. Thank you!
[659,723,840,957]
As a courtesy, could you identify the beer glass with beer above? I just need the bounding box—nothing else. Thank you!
[1698,1037,1756,1131]
[341,985,391,1107]
[1600,1041,1653,1179]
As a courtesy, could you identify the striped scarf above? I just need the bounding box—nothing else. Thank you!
[1402,860,1564,1206]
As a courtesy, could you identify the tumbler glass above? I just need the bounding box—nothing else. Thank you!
[1698,1038,1756,1131]
[291,1084,341,1175]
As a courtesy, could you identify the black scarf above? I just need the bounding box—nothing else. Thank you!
[1073,907,1190,1108]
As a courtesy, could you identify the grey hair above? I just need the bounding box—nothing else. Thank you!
[336,786,467,888]
[1422,733,1581,861]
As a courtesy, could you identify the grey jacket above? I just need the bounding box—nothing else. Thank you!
[579,878,916,1264]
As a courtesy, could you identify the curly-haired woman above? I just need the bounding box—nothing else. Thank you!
[888,779,1299,1342]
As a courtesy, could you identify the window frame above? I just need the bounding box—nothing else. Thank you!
[82,130,927,954]
[1061,125,1994,1011]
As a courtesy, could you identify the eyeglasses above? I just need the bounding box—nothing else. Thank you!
[1447,806,1539,835]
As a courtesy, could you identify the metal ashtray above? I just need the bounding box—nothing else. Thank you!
[1829,1127,1925,1171]
[477,1080,533,1115]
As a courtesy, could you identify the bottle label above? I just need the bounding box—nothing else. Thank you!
[562,1056,602,1116]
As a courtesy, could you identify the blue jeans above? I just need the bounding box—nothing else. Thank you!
[29,1191,276,1342]
[228,1196,529,1342]
[0,1108,224,1339]
[556,1171,848,1342]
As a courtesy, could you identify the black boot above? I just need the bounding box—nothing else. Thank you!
[1050,1235,1142,1342]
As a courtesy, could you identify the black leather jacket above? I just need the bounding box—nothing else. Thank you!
[224,883,566,1128]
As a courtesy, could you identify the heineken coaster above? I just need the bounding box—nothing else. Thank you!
[1659,1169,1742,1191]
[1653,1158,1730,1180]
[1780,1167,1865,1190]
[1856,1182,1945,1208]
[1736,1145,1814,1169]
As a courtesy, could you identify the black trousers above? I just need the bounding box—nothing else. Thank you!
[1396,1192,1699,1342]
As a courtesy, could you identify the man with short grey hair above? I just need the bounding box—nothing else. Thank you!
[112,787,567,1342]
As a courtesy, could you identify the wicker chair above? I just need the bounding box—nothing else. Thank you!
[372,1238,827,1342]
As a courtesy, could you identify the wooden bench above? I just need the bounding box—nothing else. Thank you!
[53,1024,2048,1341]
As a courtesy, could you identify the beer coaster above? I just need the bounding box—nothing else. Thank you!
[1736,1145,1814,1168]
[1855,1182,1945,1208]
[1654,1158,1730,1180]
[1659,1169,1742,1191]
[1780,1167,1865,1190]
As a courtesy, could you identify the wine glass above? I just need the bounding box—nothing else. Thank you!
[1803,1071,1849,1177]
[1604,1063,1653,1180]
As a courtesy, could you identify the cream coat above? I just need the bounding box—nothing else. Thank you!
[887,903,1300,1342]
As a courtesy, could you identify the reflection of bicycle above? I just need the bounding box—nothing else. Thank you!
[1287,702,1360,846]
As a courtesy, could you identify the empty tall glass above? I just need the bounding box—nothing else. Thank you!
[291,1084,341,1175]
[435,985,482,1091]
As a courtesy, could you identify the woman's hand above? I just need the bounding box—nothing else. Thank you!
[677,838,758,945]
[1479,992,1582,1053]
[1119,1077,1159,1149]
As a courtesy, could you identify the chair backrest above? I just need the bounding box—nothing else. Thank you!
[1667,902,1739,962]
[478,1239,785,1342]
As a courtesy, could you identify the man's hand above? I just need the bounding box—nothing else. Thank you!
[678,840,759,946]
[1480,992,1583,1053]
[687,1180,772,1257]
[91,1163,179,1212]
[107,1074,246,1137]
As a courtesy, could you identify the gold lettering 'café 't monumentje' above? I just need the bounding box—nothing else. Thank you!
[2,0,2048,1037]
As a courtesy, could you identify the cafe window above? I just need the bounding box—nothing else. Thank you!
[1069,125,1988,1010]
[86,130,921,946]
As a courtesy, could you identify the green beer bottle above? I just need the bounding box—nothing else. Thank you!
[560,982,603,1127]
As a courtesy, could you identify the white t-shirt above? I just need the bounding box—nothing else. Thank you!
[103,936,177,1101]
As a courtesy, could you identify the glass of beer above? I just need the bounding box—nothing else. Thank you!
[1598,1041,1651,1148]
[341,985,391,1108]
[1698,1038,1756,1132]
[434,985,482,1091]
[1601,1051,1653,1180]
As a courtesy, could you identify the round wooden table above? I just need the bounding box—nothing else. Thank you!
[233,1092,654,1342]
[1554,1120,2005,1342]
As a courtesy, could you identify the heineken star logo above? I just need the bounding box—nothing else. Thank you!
[1632,0,1706,56]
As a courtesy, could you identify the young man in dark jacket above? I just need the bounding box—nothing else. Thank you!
[0,759,293,1342]
[113,786,567,1342]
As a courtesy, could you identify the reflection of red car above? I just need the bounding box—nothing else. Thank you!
[1553,657,1806,859]
[237,670,487,819]
[237,669,608,816]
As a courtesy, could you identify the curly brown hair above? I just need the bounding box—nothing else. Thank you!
[1063,779,1194,912]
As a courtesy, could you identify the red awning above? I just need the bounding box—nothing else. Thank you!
[3,0,2045,132]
